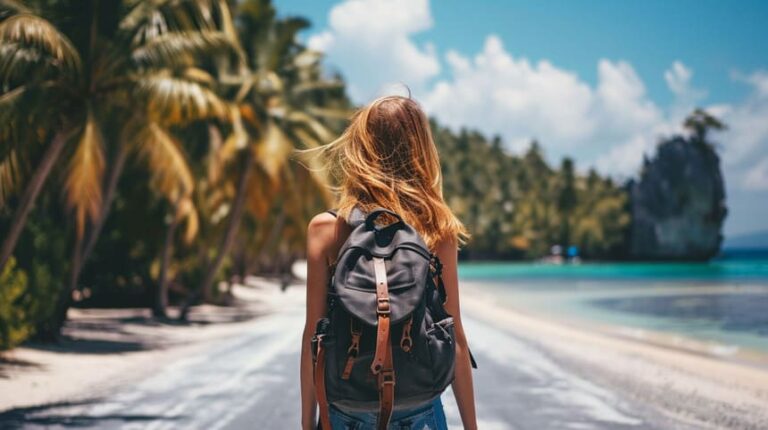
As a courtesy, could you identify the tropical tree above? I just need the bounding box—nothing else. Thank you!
[556,157,577,247]
[684,108,726,144]
[178,0,348,319]
[0,0,241,333]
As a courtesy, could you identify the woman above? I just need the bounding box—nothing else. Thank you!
[300,95,478,429]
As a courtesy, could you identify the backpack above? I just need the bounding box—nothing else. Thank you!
[311,207,477,430]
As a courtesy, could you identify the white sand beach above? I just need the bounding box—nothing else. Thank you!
[0,278,766,429]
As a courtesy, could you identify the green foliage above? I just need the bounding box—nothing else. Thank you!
[434,124,631,259]
[0,257,29,350]
[10,188,70,339]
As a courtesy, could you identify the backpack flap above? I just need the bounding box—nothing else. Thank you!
[333,210,431,326]
[334,247,429,326]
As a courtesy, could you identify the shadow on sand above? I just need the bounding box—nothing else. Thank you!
[0,399,184,428]
[0,356,42,379]
[20,305,266,356]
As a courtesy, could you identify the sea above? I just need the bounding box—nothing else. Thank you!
[458,248,768,356]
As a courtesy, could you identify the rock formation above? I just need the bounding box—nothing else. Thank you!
[628,132,727,260]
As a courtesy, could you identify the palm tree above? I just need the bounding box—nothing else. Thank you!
[178,0,348,319]
[0,0,240,334]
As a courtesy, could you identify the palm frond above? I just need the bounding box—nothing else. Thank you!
[285,110,335,145]
[214,0,240,48]
[131,31,241,68]
[176,196,199,243]
[304,105,354,121]
[137,122,195,202]
[183,67,215,84]
[244,167,273,220]
[139,70,227,124]
[0,14,81,83]
[65,111,105,238]
[1,83,75,160]
[254,120,292,181]
[0,0,31,21]
[0,148,20,207]
[289,79,345,95]
[124,0,239,46]
[262,17,310,72]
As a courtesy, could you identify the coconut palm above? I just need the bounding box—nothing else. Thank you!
[0,0,241,333]
[178,0,349,319]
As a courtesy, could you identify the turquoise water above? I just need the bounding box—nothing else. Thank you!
[458,253,768,354]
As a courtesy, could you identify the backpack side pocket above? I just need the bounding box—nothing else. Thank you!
[426,316,456,391]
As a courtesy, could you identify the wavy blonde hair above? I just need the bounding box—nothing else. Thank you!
[304,95,468,251]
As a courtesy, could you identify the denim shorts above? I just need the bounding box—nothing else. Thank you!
[328,397,448,430]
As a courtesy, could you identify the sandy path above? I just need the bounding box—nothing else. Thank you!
[0,282,712,430]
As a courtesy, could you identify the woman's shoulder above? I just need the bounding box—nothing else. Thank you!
[308,210,350,263]
[308,211,338,236]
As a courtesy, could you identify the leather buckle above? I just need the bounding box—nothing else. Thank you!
[380,369,395,385]
[377,297,390,315]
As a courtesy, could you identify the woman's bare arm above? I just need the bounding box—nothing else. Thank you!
[437,237,478,430]
[300,212,338,430]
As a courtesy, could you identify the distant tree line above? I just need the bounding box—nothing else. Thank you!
[434,109,727,261]
[432,123,630,260]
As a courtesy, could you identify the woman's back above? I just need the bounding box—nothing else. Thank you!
[300,95,478,430]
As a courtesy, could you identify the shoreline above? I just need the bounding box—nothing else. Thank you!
[460,281,768,429]
[470,280,768,365]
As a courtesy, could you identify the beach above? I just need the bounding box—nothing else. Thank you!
[0,277,766,429]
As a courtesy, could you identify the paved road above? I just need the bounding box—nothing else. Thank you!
[0,289,689,429]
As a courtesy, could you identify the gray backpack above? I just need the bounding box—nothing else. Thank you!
[311,207,476,429]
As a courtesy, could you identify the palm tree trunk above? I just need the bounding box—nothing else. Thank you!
[0,130,72,272]
[179,151,254,321]
[68,143,129,292]
[51,234,83,335]
[265,209,286,257]
[154,202,180,318]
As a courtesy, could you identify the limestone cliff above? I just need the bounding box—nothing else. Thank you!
[628,134,727,260]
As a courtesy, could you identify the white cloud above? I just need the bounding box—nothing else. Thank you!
[422,35,680,175]
[717,72,768,166]
[307,0,440,102]
[744,157,768,190]
[741,70,768,97]
[595,59,664,136]
[665,61,693,96]
[664,61,707,117]
[424,36,595,152]
[709,71,768,194]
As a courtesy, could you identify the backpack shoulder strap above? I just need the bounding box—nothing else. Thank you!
[325,206,367,228]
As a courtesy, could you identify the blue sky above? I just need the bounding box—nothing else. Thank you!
[276,0,768,237]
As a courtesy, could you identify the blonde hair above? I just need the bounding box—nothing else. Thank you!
[303,95,468,250]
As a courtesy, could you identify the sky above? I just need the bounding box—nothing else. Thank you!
[275,0,768,238]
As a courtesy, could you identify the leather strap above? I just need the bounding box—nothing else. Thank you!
[371,257,395,430]
[314,335,332,430]
[371,258,390,373]
[376,339,394,430]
